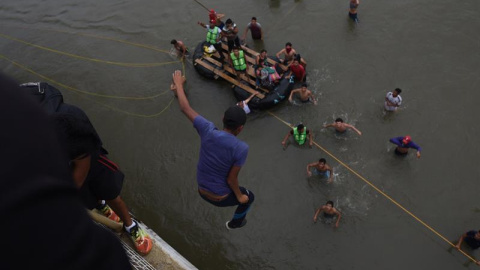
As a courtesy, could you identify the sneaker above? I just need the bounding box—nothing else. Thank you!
[127,222,153,255]
[98,204,121,223]
[225,219,247,230]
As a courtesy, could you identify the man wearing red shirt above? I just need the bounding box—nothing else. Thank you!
[287,59,306,82]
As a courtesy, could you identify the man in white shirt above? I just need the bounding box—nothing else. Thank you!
[384,88,402,111]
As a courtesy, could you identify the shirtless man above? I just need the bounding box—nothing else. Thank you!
[313,201,342,228]
[276,42,297,65]
[324,118,362,135]
[288,83,317,105]
[170,39,188,59]
[306,158,334,183]
[349,0,360,23]
[384,88,402,111]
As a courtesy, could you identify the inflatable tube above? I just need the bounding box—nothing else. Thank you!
[192,41,220,80]
[233,77,293,110]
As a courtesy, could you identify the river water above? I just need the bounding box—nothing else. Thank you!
[1,0,480,269]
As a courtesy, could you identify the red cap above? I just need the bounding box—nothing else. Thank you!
[210,9,215,14]
[402,135,411,144]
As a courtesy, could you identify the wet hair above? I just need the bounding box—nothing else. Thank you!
[302,83,307,88]
[297,124,304,130]
[52,113,101,160]
[295,54,301,61]
[394,88,402,94]
[335,118,343,123]
[319,158,326,164]
[260,49,267,53]
[232,46,240,51]
[226,18,233,25]
[326,201,334,207]
[286,42,292,47]
[252,17,257,21]
[170,39,177,45]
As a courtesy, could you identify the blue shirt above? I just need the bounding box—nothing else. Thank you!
[389,137,422,151]
[194,116,249,195]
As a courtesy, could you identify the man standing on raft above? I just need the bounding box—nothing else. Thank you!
[171,70,254,230]
[389,135,421,158]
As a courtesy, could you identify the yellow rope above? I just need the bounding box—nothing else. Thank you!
[267,111,478,264]
[0,33,178,68]
[0,54,171,100]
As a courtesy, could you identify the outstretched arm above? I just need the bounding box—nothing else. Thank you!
[313,207,323,223]
[171,70,198,122]
[455,233,467,250]
[276,49,284,60]
[346,124,362,136]
[324,123,334,128]
[327,166,334,183]
[281,131,292,146]
[242,27,249,40]
[289,89,300,102]
[197,21,207,28]
[245,91,259,104]
[334,209,342,228]
[306,162,316,176]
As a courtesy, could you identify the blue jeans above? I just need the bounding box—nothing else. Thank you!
[199,187,255,226]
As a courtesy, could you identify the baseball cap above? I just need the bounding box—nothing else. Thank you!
[223,106,246,129]
[402,135,411,144]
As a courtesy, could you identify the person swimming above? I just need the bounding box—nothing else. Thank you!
[313,201,342,228]
[306,158,334,183]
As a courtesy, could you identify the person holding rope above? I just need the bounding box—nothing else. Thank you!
[171,70,255,230]
[170,39,189,59]
[455,230,480,265]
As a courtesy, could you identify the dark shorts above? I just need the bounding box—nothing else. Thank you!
[79,152,124,209]
[349,12,358,21]
[394,148,408,156]
[301,98,311,103]
[227,37,241,52]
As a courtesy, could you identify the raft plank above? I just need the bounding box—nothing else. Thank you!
[204,54,270,93]
[194,59,265,99]
[240,45,287,70]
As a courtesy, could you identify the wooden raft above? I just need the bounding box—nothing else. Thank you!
[194,42,286,99]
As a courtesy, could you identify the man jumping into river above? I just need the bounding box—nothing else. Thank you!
[171,70,254,230]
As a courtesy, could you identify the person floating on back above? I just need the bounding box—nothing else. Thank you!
[242,17,263,42]
[288,83,317,105]
[171,70,255,230]
[349,0,360,23]
[324,118,362,135]
[170,39,189,59]
[384,88,402,112]
[313,201,342,228]
[389,135,421,158]
[306,158,334,183]
[455,230,480,265]
[281,123,313,148]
